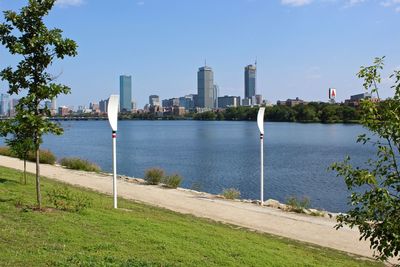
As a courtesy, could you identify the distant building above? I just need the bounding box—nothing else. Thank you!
[277,97,306,107]
[213,84,219,109]
[242,98,252,107]
[253,94,263,105]
[245,64,256,99]
[350,93,372,101]
[90,102,100,113]
[197,66,214,108]
[9,98,19,117]
[162,98,179,108]
[120,75,132,112]
[173,106,186,116]
[344,93,373,107]
[51,98,57,115]
[179,95,195,110]
[149,95,160,107]
[0,93,9,116]
[99,99,109,113]
[131,99,137,112]
[218,95,241,108]
[58,106,71,116]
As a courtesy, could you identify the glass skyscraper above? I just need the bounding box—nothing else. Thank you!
[244,64,256,99]
[197,66,214,109]
[120,75,132,112]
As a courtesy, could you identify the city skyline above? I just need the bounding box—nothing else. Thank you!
[0,1,399,108]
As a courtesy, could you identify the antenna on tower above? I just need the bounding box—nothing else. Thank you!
[204,58,207,67]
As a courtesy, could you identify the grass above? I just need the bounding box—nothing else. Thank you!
[0,166,383,267]
[222,188,241,200]
[162,174,183,189]
[59,157,101,172]
[0,146,56,164]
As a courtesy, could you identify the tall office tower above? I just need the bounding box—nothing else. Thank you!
[149,95,160,106]
[244,64,256,99]
[213,84,219,109]
[197,66,214,108]
[0,93,10,116]
[120,75,132,112]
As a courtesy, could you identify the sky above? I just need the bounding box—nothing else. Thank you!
[0,0,399,109]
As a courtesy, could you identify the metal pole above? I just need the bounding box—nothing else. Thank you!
[260,133,264,206]
[112,130,117,209]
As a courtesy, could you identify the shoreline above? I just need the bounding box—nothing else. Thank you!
[0,155,391,263]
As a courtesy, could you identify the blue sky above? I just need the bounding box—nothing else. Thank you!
[0,0,399,108]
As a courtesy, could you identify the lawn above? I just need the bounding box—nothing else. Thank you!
[0,166,383,267]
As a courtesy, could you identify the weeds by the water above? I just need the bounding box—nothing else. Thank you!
[222,188,241,200]
[59,157,101,172]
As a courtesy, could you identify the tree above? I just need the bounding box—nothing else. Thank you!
[0,0,77,209]
[0,113,35,185]
[331,57,400,262]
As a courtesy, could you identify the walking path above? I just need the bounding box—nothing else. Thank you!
[0,155,384,261]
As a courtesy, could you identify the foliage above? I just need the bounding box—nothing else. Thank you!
[193,111,217,120]
[144,167,165,185]
[331,57,400,262]
[47,186,92,212]
[222,188,241,200]
[0,0,78,209]
[27,149,56,164]
[162,174,183,189]
[193,104,360,122]
[286,196,311,213]
[0,166,380,267]
[59,157,101,172]
[0,146,56,164]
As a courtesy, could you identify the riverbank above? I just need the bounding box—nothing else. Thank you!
[1,164,383,266]
[0,155,383,262]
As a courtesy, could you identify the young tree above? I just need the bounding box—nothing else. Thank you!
[331,57,400,262]
[0,0,77,209]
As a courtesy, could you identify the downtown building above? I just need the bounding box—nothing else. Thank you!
[0,93,10,116]
[197,66,214,109]
[120,75,132,112]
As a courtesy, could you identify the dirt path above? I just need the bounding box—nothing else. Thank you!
[0,155,382,261]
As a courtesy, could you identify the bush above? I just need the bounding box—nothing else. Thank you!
[0,146,13,157]
[47,186,92,212]
[59,157,101,172]
[0,146,56,164]
[222,188,241,200]
[162,174,183,189]
[286,196,310,213]
[144,168,165,185]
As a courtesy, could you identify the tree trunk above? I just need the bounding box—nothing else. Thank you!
[24,158,27,185]
[35,141,41,210]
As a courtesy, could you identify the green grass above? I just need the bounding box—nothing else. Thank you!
[0,166,383,267]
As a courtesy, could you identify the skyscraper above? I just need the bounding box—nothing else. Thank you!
[0,93,10,116]
[120,75,132,112]
[213,84,219,109]
[244,64,256,99]
[197,66,214,108]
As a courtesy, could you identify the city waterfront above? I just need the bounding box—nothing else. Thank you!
[1,121,373,212]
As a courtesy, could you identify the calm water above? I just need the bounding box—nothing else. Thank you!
[1,120,374,212]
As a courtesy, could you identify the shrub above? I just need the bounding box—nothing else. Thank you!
[59,157,101,172]
[286,196,310,213]
[144,168,165,185]
[222,188,241,200]
[47,186,92,212]
[162,174,183,189]
[0,146,56,164]
[0,146,13,157]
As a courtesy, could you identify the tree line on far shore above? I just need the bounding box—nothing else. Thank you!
[194,102,361,123]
